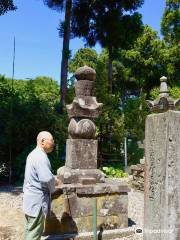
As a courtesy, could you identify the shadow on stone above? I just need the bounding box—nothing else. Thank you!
[45,211,78,237]
[128,218,136,226]
[98,226,104,240]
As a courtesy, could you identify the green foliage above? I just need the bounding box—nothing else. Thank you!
[102,163,128,178]
[127,139,144,165]
[160,1,180,82]
[71,0,144,93]
[121,26,167,93]
[161,0,180,44]
[0,75,68,183]
[161,43,180,82]
[72,0,144,49]
[150,83,180,99]
[124,95,149,140]
[0,0,17,16]
[69,48,98,72]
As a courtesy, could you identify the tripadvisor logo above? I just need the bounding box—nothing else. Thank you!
[135,227,143,234]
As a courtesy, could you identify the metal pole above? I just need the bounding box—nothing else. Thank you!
[9,36,15,184]
[92,198,97,240]
[124,137,127,172]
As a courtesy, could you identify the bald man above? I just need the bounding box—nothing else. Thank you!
[23,131,56,240]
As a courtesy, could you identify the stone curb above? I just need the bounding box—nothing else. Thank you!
[41,226,135,240]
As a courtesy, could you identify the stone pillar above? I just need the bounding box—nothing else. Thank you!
[144,76,180,240]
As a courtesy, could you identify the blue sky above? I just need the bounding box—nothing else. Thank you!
[0,0,165,82]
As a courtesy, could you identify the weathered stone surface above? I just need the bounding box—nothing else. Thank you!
[42,228,135,240]
[130,164,144,172]
[75,80,94,96]
[140,157,145,164]
[65,139,97,169]
[79,177,96,185]
[129,163,145,191]
[66,96,103,119]
[57,167,105,184]
[55,65,130,238]
[68,118,96,139]
[44,189,129,235]
[74,66,96,81]
[147,76,180,112]
[55,179,130,195]
[144,110,180,240]
[61,65,104,186]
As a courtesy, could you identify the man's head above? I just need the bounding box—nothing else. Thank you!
[37,131,55,153]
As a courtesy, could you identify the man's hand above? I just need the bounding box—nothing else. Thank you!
[54,176,60,186]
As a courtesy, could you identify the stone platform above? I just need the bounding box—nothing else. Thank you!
[42,227,135,240]
[44,179,130,237]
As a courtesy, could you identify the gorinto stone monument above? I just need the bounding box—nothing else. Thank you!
[44,66,131,239]
[144,76,180,240]
[58,66,105,184]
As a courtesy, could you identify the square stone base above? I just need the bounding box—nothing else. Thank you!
[45,181,130,235]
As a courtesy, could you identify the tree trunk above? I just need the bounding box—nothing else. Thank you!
[60,0,72,113]
[108,46,113,151]
[108,45,113,94]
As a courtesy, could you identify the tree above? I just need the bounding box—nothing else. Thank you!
[69,48,98,72]
[71,0,144,94]
[43,0,72,112]
[0,0,17,16]
[161,0,180,45]
[0,76,69,183]
[161,0,180,82]
[120,26,167,94]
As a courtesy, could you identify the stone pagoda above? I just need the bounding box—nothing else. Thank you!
[146,76,180,112]
[44,66,131,239]
[58,65,105,185]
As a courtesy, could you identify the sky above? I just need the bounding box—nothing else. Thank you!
[0,0,165,83]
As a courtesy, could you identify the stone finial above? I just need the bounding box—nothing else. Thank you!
[146,76,180,112]
[74,65,96,81]
[66,65,103,118]
[159,76,168,96]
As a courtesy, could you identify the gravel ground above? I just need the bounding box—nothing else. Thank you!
[0,185,144,240]
[0,186,24,240]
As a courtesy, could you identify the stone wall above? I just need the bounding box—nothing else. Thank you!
[129,161,145,191]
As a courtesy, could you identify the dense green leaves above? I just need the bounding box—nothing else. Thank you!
[71,0,144,93]
[160,0,180,84]
[161,0,180,44]
[0,76,68,182]
[102,165,128,178]
[121,26,167,93]
[0,0,17,16]
[69,48,98,72]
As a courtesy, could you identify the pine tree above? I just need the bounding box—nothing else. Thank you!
[0,0,17,16]
[161,0,180,44]
[71,0,144,94]
[43,0,72,112]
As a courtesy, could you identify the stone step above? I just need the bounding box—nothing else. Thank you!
[41,234,75,239]
[41,227,135,240]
